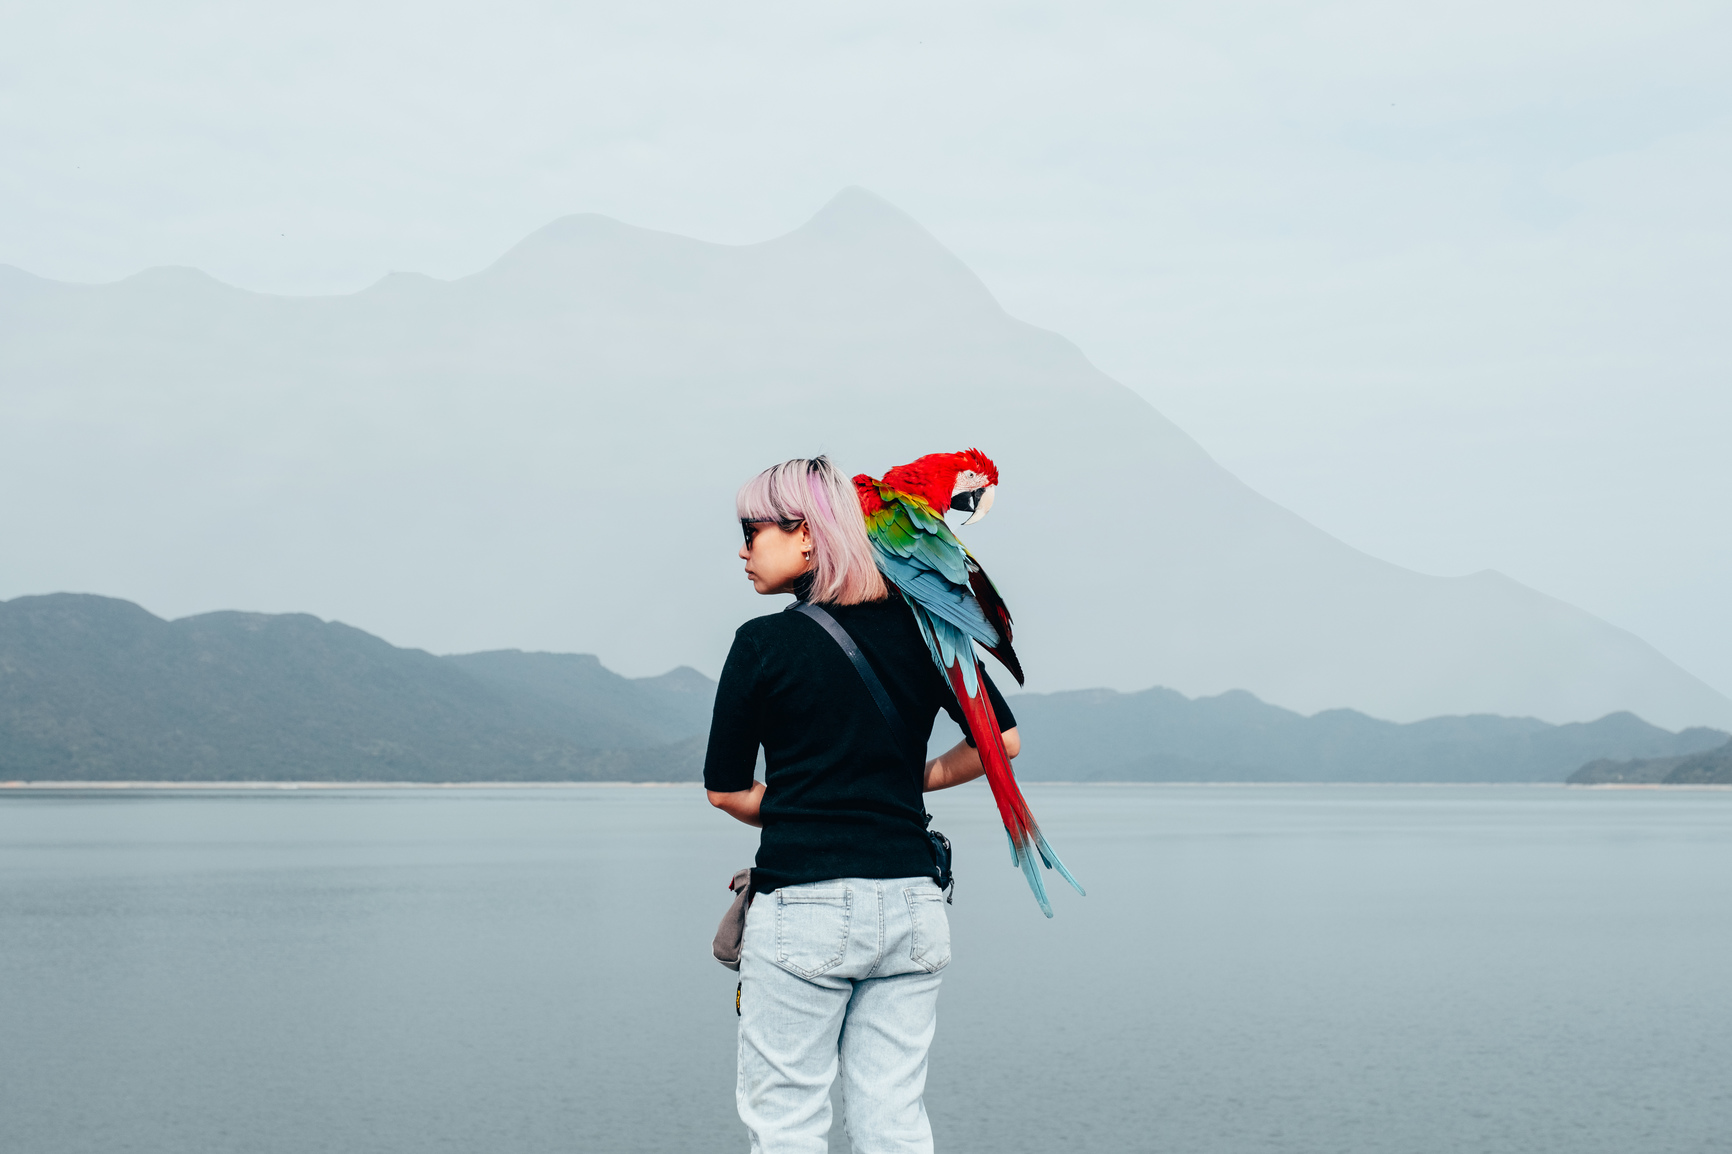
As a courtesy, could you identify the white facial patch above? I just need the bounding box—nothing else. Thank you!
[951,470,986,495]
[962,484,996,525]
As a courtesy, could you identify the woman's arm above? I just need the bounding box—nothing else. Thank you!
[923,726,1020,792]
[703,626,765,822]
[707,781,766,827]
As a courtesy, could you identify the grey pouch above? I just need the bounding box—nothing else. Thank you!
[712,868,755,970]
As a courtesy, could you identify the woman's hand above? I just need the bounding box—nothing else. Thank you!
[923,726,1019,792]
[707,781,766,827]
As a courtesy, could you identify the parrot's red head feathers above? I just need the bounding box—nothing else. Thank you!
[872,449,1000,524]
[853,474,888,516]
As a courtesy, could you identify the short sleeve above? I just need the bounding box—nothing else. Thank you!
[939,664,1018,745]
[703,630,765,792]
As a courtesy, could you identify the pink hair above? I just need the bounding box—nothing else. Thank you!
[736,456,888,605]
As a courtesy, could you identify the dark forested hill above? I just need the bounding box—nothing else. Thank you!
[0,594,711,781]
[1569,740,1732,785]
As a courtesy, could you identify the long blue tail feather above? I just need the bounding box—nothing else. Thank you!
[1011,833,1054,917]
[1033,828,1087,897]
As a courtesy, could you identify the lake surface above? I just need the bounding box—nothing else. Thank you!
[2,784,1729,1154]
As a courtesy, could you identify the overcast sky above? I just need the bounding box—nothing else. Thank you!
[3,0,1728,692]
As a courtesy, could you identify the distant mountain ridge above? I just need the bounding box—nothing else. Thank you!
[443,650,714,750]
[0,594,708,781]
[4,593,1722,784]
[1009,686,1727,783]
[3,188,1728,728]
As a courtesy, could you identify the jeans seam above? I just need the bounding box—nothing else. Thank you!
[864,882,887,977]
[905,887,922,966]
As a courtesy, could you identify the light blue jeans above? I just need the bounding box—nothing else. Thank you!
[737,877,951,1154]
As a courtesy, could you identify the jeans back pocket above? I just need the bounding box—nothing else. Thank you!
[904,886,951,973]
[775,886,852,979]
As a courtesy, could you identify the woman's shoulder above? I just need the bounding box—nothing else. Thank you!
[735,607,806,644]
[718,613,798,680]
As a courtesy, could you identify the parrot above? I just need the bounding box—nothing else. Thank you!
[854,449,1084,917]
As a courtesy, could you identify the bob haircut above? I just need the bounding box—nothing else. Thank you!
[736,456,888,606]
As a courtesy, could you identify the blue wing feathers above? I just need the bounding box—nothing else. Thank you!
[874,548,1000,649]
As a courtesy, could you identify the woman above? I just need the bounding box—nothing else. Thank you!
[705,455,1021,1154]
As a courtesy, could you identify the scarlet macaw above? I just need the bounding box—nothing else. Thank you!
[854,449,1084,916]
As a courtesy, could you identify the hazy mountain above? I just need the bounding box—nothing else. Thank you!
[0,594,706,781]
[2,188,1727,727]
[444,650,714,749]
[1007,686,1728,783]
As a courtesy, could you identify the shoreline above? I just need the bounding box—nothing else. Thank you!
[4,780,1729,792]
[0,780,702,790]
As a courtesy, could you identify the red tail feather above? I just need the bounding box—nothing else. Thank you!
[944,661,1035,846]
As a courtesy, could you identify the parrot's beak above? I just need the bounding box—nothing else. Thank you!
[954,484,995,525]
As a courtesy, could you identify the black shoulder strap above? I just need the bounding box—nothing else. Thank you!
[788,601,913,751]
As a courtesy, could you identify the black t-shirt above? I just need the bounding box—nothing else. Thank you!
[703,595,1017,894]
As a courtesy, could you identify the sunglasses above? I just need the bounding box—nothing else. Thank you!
[741,518,804,548]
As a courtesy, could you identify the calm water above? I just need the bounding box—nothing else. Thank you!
[2,784,1729,1154]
